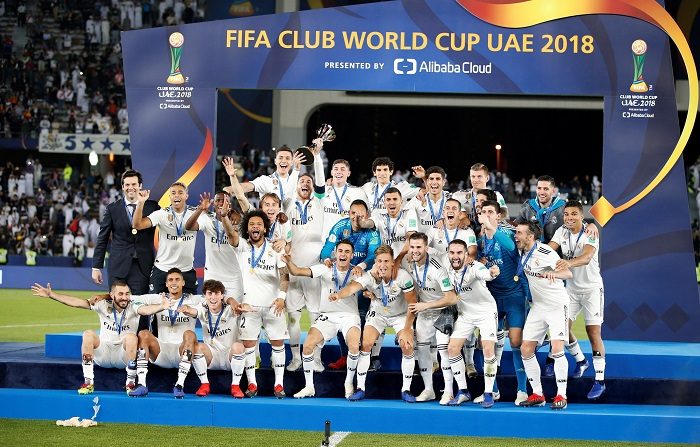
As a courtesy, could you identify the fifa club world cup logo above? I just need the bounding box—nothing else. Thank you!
[630,39,649,93]
[167,32,185,85]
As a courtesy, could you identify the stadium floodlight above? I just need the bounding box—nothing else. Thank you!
[88,150,98,166]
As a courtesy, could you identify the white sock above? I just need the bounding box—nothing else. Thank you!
[495,330,506,366]
[82,357,94,385]
[449,354,467,390]
[371,332,384,357]
[462,334,476,366]
[302,353,314,388]
[125,360,136,386]
[356,351,371,390]
[230,353,245,385]
[244,348,257,386]
[438,344,451,392]
[552,350,568,397]
[287,310,302,362]
[136,348,148,387]
[566,340,586,362]
[192,353,208,384]
[271,346,286,387]
[175,350,192,387]
[484,355,497,394]
[522,353,542,395]
[401,353,415,391]
[346,352,359,385]
[416,342,433,390]
[593,354,606,381]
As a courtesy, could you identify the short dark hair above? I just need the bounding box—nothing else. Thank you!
[202,279,225,295]
[275,145,293,156]
[372,157,394,172]
[336,239,354,252]
[110,280,130,291]
[564,200,584,211]
[425,166,446,179]
[480,200,501,214]
[476,188,496,201]
[445,198,461,208]
[298,173,313,183]
[121,170,142,187]
[214,190,231,197]
[349,199,368,212]
[240,210,271,240]
[332,159,351,169]
[409,232,429,244]
[384,187,402,197]
[448,239,469,250]
[520,221,542,240]
[166,267,184,278]
[537,175,556,187]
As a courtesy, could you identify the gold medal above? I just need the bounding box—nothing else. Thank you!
[132,228,138,235]
[513,275,519,282]
[249,267,255,274]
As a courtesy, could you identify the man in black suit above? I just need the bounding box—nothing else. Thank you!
[92,170,159,294]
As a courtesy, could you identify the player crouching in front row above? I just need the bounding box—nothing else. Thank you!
[31,280,141,395]
[174,279,246,398]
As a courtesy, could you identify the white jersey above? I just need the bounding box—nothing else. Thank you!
[409,255,454,304]
[309,264,359,314]
[521,242,568,307]
[132,293,203,344]
[361,180,420,211]
[450,262,497,316]
[408,191,452,233]
[551,225,603,292]
[267,218,292,245]
[427,225,477,260]
[197,212,243,284]
[452,189,507,220]
[148,207,197,271]
[90,300,140,343]
[194,303,238,351]
[284,195,325,266]
[370,208,418,258]
[355,268,415,318]
[321,184,368,237]
[234,239,286,307]
[251,171,299,203]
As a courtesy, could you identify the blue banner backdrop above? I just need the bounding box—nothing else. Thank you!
[121,0,699,342]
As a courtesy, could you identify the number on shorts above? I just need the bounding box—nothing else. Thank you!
[367,310,376,318]
[239,316,246,329]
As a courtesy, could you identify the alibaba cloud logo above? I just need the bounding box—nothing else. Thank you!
[394,58,417,75]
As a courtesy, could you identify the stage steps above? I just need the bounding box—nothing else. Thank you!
[0,388,698,444]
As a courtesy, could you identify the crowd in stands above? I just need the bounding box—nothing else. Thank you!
[0,0,204,140]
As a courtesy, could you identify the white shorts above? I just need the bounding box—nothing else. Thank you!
[207,344,232,371]
[238,306,289,341]
[153,340,182,368]
[568,287,604,325]
[366,310,408,335]
[312,312,361,341]
[286,276,321,313]
[94,341,127,368]
[416,309,453,343]
[452,311,499,341]
[523,303,569,342]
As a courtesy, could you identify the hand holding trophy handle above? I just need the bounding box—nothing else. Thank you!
[296,123,336,166]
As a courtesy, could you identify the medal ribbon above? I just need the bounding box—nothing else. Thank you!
[168,293,187,326]
[427,193,445,223]
[373,182,391,209]
[273,172,289,202]
[124,200,136,225]
[333,184,349,214]
[413,254,430,289]
[266,221,277,241]
[455,265,469,293]
[516,244,537,280]
[112,306,127,335]
[250,239,267,271]
[214,217,224,250]
[295,200,310,225]
[386,210,404,239]
[207,307,224,339]
[566,227,585,260]
[443,225,459,245]
[171,208,185,237]
[332,264,352,291]
[380,278,393,306]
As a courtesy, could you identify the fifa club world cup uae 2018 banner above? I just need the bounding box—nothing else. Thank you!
[122,0,699,342]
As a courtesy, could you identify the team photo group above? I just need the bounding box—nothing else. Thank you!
[31,135,607,411]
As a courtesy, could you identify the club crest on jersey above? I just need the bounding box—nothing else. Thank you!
[551,216,558,224]
[343,229,350,238]
[272,179,278,185]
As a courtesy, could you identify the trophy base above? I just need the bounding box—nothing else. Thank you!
[630,81,649,93]
[167,73,185,85]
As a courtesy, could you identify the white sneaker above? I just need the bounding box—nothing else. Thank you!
[515,390,529,406]
[465,363,478,378]
[416,388,436,402]
[293,386,315,399]
[473,391,501,403]
[286,358,302,372]
[313,358,325,373]
[344,382,354,399]
[439,391,453,405]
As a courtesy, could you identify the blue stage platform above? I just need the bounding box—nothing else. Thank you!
[0,388,698,444]
[45,331,700,381]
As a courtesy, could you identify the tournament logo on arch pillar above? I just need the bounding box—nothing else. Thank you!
[167,32,186,85]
